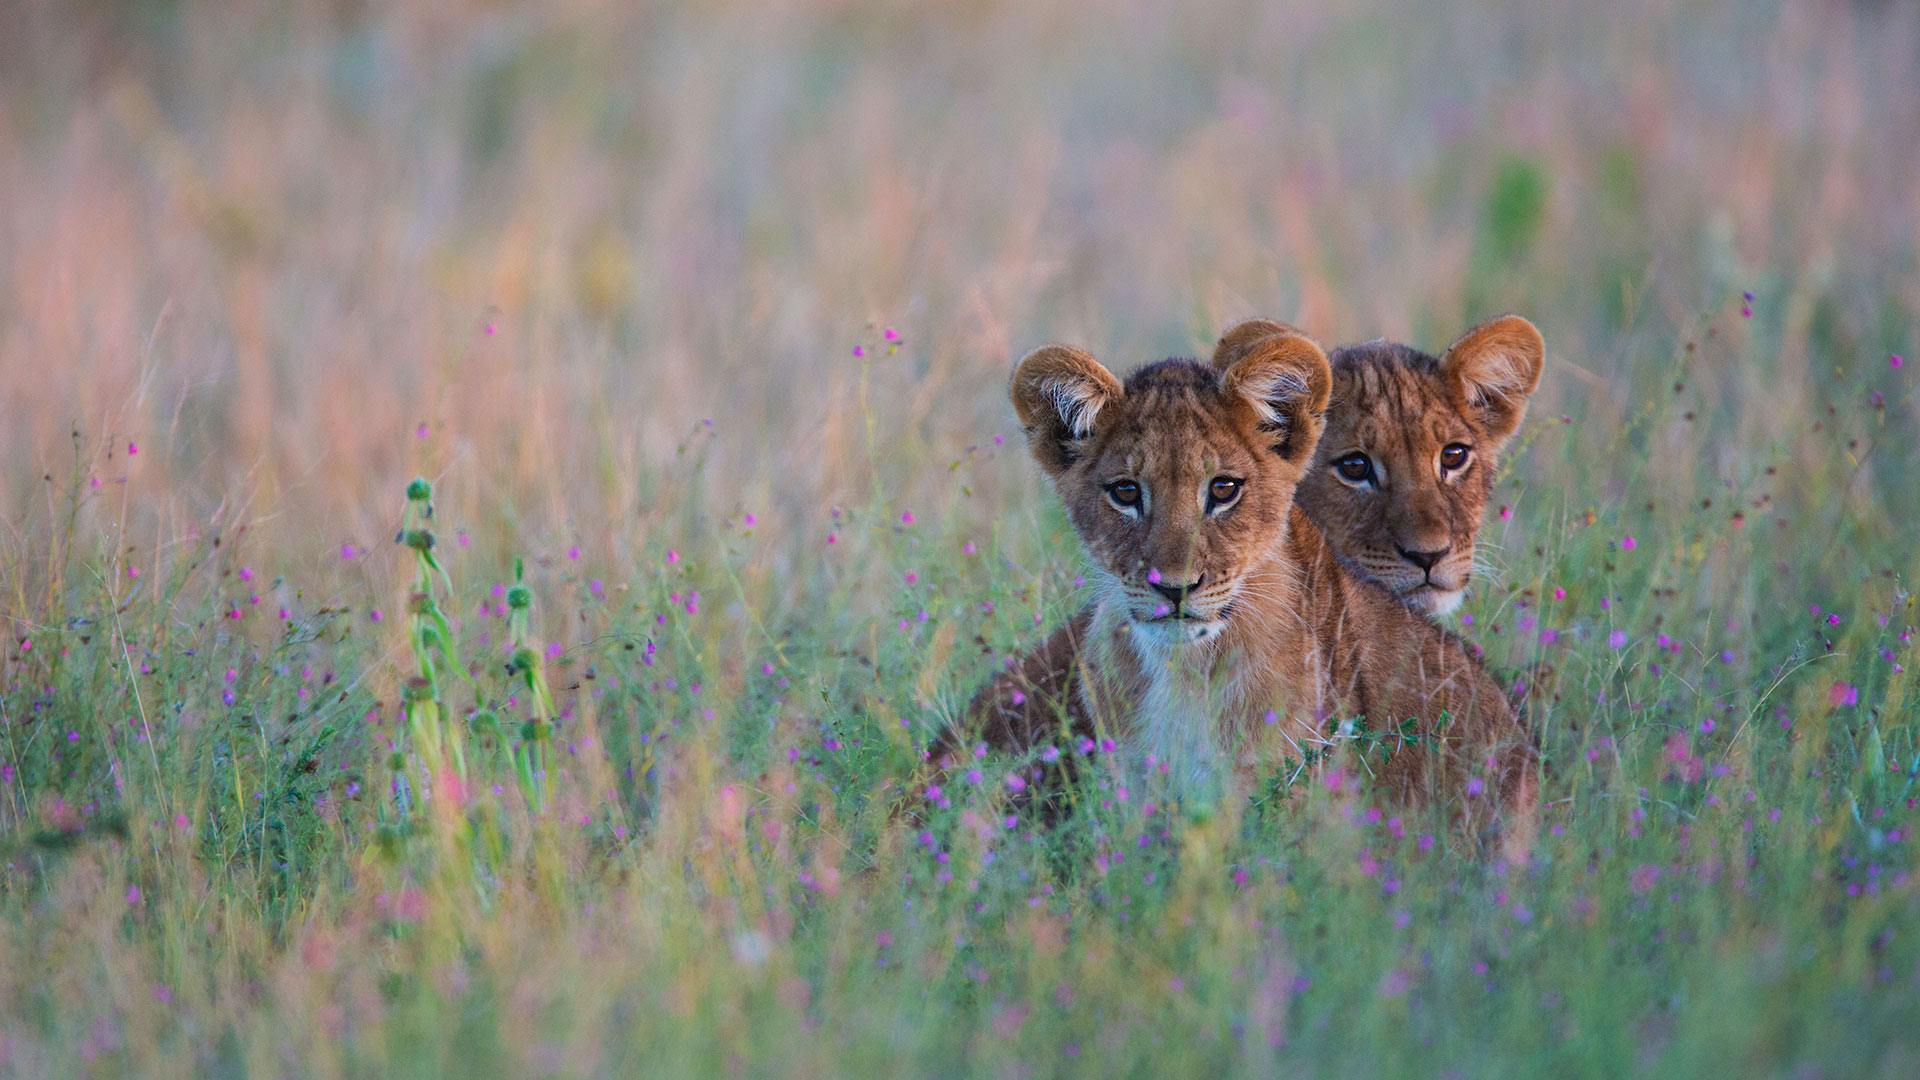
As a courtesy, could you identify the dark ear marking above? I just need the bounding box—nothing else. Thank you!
[1219,331,1333,467]
[1009,345,1124,475]
[1440,315,1545,445]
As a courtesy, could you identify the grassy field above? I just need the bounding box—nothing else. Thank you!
[3,0,1919,1075]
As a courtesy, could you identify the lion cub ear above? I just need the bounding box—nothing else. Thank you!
[1440,314,1545,444]
[1221,332,1332,466]
[1210,318,1310,371]
[1010,345,1124,475]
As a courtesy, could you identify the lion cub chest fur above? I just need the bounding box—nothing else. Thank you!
[958,331,1537,844]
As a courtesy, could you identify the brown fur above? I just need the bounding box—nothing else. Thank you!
[1216,316,1544,617]
[949,331,1537,858]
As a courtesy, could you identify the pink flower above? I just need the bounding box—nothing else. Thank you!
[884,327,900,342]
[900,510,916,525]
[1893,354,1905,370]
[1608,630,1628,649]
[340,543,357,560]
[1630,864,1661,892]
[1620,535,1637,551]
[128,441,139,455]
[1828,682,1859,707]
[852,345,866,358]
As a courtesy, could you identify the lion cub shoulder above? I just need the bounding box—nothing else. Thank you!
[947,329,1536,854]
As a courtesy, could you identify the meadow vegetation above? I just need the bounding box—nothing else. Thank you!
[2,0,1918,1074]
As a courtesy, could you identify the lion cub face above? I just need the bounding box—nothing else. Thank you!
[1011,333,1332,646]
[1215,316,1543,617]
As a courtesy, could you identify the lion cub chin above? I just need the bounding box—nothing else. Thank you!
[950,328,1537,860]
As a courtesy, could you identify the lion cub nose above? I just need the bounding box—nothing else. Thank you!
[1396,545,1450,572]
[1149,578,1202,606]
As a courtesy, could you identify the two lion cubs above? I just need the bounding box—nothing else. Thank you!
[954,316,1544,858]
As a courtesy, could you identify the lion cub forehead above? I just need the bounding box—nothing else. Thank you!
[1101,359,1253,467]
[1332,347,1475,444]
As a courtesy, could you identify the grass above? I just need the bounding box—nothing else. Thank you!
[2,0,1919,1075]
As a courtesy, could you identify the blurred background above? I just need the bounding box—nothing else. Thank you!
[1,0,1915,594]
[3,7,1919,1071]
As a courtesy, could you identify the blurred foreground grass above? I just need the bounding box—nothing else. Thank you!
[2,0,1919,1075]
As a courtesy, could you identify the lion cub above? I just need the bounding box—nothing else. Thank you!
[957,329,1536,853]
[1215,316,1545,617]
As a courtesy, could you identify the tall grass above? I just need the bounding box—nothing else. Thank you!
[2,0,1918,1074]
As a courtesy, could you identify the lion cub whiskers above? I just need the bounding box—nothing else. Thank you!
[946,327,1539,860]
[1216,316,1547,621]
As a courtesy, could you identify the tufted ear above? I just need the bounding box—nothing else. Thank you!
[1211,318,1311,372]
[1010,345,1125,475]
[1221,331,1332,466]
[1440,314,1544,445]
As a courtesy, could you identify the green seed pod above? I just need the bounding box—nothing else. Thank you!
[519,719,544,743]
[406,592,437,616]
[506,585,532,610]
[386,751,407,771]
[403,677,436,703]
[406,477,432,502]
[468,710,499,736]
[510,648,538,675]
[402,529,435,552]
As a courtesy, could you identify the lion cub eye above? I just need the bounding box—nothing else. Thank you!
[1334,452,1374,485]
[1439,443,1471,472]
[1105,480,1142,509]
[1207,476,1242,508]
